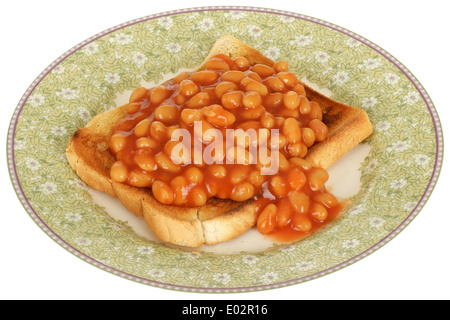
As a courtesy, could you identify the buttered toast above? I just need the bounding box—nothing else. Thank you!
[66,35,372,247]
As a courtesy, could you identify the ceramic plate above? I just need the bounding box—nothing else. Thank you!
[7,6,443,292]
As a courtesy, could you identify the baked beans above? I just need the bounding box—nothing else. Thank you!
[109,53,340,242]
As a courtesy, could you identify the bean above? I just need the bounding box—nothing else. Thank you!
[222,70,246,83]
[313,192,338,209]
[291,213,312,232]
[287,168,307,190]
[299,96,311,114]
[282,118,302,144]
[234,57,250,71]
[276,198,292,228]
[215,81,238,98]
[221,90,243,110]
[110,161,128,183]
[191,70,219,86]
[154,151,181,173]
[269,175,289,197]
[181,108,203,125]
[109,133,126,154]
[150,86,173,106]
[154,105,179,124]
[273,60,289,73]
[128,170,154,188]
[243,91,262,109]
[283,91,300,110]
[257,204,277,234]
[265,76,285,92]
[134,151,157,172]
[152,180,174,205]
[230,182,255,202]
[308,167,329,191]
[310,202,328,222]
[205,58,230,71]
[189,187,208,206]
[308,119,328,142]
[179,79,199,97]
[184,167,203,184]
[277,72,298,88]
[288,190,310,214]
[129,87,149,103]
[309,101,323,121]
[252,64,275,78]
[301,127,316,147]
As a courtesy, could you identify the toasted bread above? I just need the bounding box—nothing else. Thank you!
[66,35,372,248]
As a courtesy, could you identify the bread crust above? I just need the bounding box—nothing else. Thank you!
[65,35,372,247]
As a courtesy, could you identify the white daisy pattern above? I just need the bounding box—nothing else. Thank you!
[111,32,133,45]
[104,72,120,84]
[59,88,79,100]
[348,204,365,216]
[25,157,41,172]
[131,51,148,67]
[74,237,92,247]
[14,138,26,151]
[313,51,330,64]
[165,42,182,53]
[67,178,88,190]
[241,255,259,266]
[289,35,313,47]
[260,272,279,284]
[82,42,99,56]
[403,91,421,106]
[137,246,155,255]
[212,272,231,284]
[156,16,173,30]
[293,260,316,271]
[29,93,45,107]
[77,107,92,122]
[52,64,66,75]
[263,46,281,60]
[39,181,58,195]
[342,239,360,249]
[375,120,391,132]
[248,24,263,38]
[413,154,431,168]
[362,58,382,70]
[198,18,214,32]
[224,11,247,19]
[345,37,360,48]
[365,158,379,173]
[147,269,165,278]
[384,72,400,86]
[332,71,350,86]
[402,201,418,212]
[389,140,411,152]
[50,126,67,136]
[390,178,407,189]
[279,15,295,24]
[368,217,386,229]
[65,212,82,222]
[361,96,378,109]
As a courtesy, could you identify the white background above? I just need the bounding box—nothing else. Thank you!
[1,0,449,300]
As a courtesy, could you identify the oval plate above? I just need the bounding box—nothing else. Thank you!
[7,7,443,292]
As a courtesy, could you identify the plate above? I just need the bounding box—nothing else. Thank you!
[7,6,443,292]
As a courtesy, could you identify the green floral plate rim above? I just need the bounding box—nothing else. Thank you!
[7,6,444,292]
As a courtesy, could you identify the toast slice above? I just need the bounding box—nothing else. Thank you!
[66,35,372,248]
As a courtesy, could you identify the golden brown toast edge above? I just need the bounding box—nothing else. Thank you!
[65,35,372,248]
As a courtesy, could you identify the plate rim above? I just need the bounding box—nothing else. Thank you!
[6,5,444,293]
